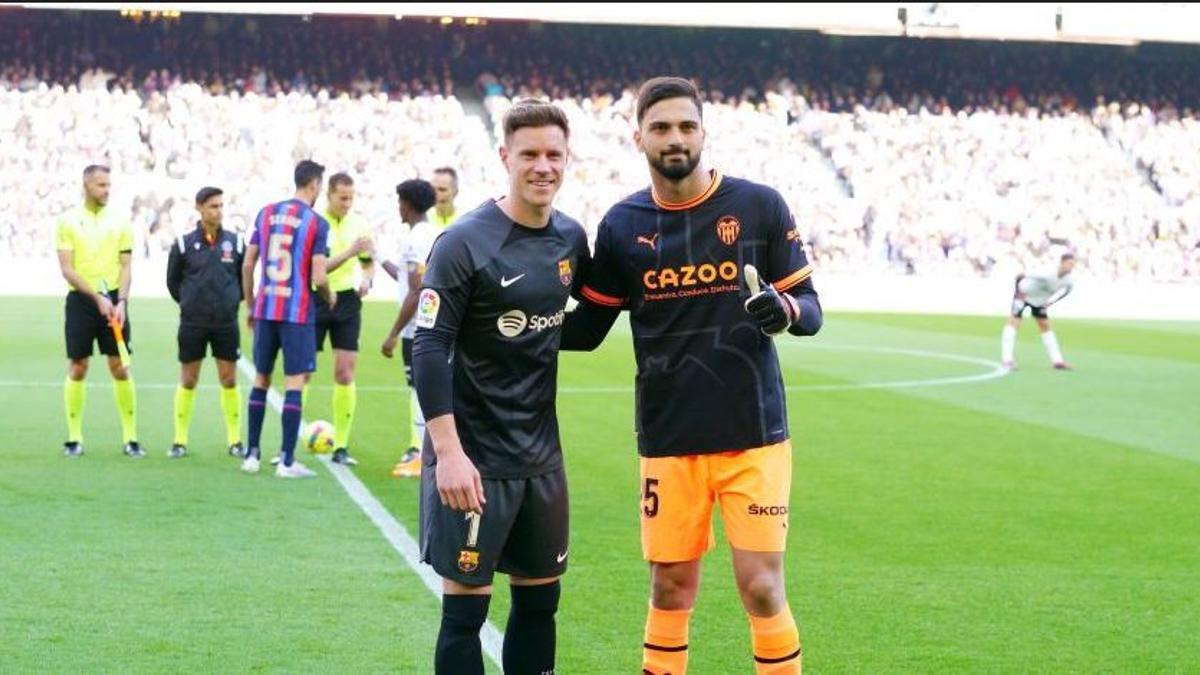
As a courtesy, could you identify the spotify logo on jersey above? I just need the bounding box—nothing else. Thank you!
[497,310,529,337]
[496,309,566,338]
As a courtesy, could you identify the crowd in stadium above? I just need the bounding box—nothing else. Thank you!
[1,9,1197,281]
[0,83,492,259]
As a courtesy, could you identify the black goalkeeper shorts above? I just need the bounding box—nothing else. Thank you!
[420,460,569,587]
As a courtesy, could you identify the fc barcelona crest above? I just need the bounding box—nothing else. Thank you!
[716,216,740,246]
[458,511,481,573]
[558,259,572,286]
[458,549,480,573]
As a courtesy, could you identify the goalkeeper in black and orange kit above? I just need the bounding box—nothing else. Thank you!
[562,77,822,674]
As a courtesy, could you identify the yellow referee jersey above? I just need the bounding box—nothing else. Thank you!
[53,204,133,292]
[321,210,373,293]
[428,207,457,229]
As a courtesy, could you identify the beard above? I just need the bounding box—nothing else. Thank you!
[649,150,701,181]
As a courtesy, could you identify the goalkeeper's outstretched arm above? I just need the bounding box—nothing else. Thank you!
[561,302,620,352]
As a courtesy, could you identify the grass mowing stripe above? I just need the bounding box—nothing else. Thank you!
[2,342,1008,393]
[234,357,506,667]
[7,296,1196,672]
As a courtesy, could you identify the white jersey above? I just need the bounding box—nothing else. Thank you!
[1018,271,1073,307]
[392,220,440,339]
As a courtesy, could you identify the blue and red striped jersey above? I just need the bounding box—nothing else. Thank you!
[249,199,330,324]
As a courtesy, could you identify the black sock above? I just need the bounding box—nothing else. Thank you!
[436,593,490,675]
[503,581,561,675]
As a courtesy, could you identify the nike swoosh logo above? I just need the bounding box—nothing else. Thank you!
[556,551,568,563]
[500,274,526,288]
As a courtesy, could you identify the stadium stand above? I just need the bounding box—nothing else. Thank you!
[1,9,1197,283]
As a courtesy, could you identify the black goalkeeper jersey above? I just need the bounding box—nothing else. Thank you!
[412,200,590,479]
[579,172,818,458]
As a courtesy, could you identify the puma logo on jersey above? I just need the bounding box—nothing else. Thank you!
[636,233,659,251]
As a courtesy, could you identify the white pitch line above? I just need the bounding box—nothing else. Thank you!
[233,358,505,667]
[780,343,1010,390]
[1,344,1008,394]
[556,344,1009,393]
[0,381,415,392]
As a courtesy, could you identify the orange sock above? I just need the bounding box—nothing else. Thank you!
[643,604,691,675]
[749,607,802,674]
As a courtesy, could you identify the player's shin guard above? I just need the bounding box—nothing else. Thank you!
[113,378,137,444]
[1001,325,1017,364]
[410,389,426,448]
[643,604,692,675]
[280,390,302,467]
[247,387,268,458]
[436,594,490,675]
[332,383,356,448]
[1041,330,1065,365]
[64,377,86,443]
[174,385,195,445]
[749,607,802,674]
[219,385,241,445]
[503,581,560,675]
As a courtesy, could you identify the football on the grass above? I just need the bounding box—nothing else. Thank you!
[303,420,335,454]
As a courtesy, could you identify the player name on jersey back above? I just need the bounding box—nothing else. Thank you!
[250,199,330,323]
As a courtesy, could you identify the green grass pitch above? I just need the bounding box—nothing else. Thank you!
[1,296,1197,673]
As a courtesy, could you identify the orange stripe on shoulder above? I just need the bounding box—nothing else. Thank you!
[773,264,813,292]
[581,285,627,308]
[652,172,723,211]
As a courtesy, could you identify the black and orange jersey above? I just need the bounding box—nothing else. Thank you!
[578,171,820,458]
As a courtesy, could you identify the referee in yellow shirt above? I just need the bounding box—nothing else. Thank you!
[54,165,143,458]
[307,172,375,466]
[429,167,459,228]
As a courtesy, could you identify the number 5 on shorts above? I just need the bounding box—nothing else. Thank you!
[642,478,659,517]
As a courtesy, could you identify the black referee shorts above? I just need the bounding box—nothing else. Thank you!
[420,460,569,587]
[65,290,131,361]
[178,322,241,363]
[314,290,362,352]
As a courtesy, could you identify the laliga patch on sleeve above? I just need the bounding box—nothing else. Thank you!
[416,289,441,329]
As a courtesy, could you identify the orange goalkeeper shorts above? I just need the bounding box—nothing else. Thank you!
[639,441,792,562]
